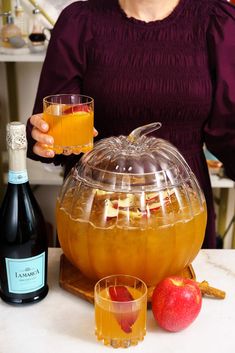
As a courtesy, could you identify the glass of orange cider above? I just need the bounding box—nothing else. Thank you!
[43,94,94,154]
[94,274,147,348]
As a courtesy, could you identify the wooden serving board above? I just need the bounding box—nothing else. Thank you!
[59,254,196,304]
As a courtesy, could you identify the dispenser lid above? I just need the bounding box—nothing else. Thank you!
[74,123,193,192]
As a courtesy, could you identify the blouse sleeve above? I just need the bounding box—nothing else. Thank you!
[26,1,92,165]
[204,1,235,180]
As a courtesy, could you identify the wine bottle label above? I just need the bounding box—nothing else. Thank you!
[8,170,28,184]
[5,253,46,294]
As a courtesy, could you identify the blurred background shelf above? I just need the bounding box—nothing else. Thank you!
[210,174,234,189]
[0,51,45,61]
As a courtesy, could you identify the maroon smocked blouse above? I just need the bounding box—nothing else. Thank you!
[26,0,235,248]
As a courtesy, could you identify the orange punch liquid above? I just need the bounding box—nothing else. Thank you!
[56,188,207,286]
[43,94,94,154]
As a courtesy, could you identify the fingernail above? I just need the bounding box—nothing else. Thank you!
[42,123,48,131]
[46,137,54,144]
[94,128,98,136]
[46,150,54,157]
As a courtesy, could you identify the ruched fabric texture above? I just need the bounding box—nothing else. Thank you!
[26,0,235,248]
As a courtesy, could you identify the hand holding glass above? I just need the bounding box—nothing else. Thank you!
[43,94,94,154]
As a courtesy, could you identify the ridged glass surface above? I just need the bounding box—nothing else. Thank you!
[56,126,207,286]
[74,134,194,192]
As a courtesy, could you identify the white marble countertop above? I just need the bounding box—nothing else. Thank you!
[1,248,235,353]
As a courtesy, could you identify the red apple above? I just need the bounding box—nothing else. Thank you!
[151,276,202,332]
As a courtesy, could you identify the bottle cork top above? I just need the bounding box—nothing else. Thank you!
[6,121,27,150]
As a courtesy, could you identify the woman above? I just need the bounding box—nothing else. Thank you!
[26,0,235,248]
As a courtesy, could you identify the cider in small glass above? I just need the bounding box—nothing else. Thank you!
[43,94,94,154]
[94,275,147,348]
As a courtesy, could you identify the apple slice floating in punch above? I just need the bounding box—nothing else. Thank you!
[145,190,175,213]
[112,195,134,208]
[63,104,90,114]
[145,190,175,203]
[104,199,118,219]
[109,286,139,333]
[96,189,112,197]
[119,209,144,218]
[104,191,175,220]
[104,199,144,220]
[147,200,170,212]
[145,192,159,202]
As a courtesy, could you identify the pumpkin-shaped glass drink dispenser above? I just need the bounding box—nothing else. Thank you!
[56,123,207,286]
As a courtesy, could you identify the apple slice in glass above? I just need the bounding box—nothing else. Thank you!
[63,104,90,114]
[109,285,139,333]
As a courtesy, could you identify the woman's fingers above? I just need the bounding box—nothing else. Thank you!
[30,113,54,145]
[31,126,54,145]
[33,142,55,158]
[30,113,49,132]
[30,114,99,158]
[30,113,54,158]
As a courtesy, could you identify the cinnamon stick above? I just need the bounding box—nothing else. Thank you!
[197,280,226,299]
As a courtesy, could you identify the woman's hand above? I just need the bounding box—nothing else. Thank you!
[30,113,98,158]
[30,114,55,158]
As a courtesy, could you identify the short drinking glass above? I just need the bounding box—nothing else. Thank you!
[94,274,147,348]
[43,94,94,154]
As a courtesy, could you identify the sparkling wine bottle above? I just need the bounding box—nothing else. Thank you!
[0,122,49,304]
